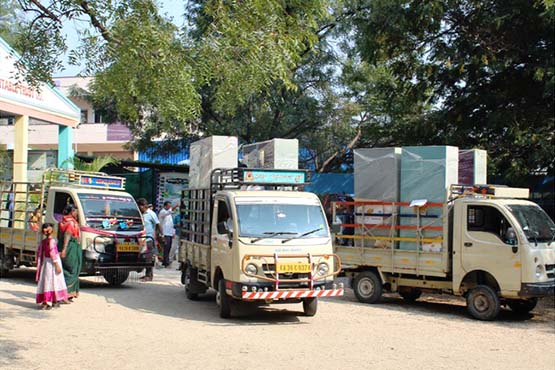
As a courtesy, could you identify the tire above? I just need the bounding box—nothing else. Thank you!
[184,266,199,300]
[102,270,129,286]
[217,279,232,319]
[466,285,500,321]
[507,298,538,314]
[302,298,318,316]
[353,271,383,304]
[399,288,422,303]
[0,248,12,277]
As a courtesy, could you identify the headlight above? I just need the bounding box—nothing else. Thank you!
[245,263,258,275]
[86,237,106,253]
[535,264,543,278]
[317,262,329,276]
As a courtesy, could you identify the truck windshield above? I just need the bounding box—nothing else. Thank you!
[506,204,555,243]
[236,203,329,239]
[78,193,143,231]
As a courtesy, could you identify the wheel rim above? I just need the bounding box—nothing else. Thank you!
[216,290,221,306]
[473,293,490,312]
[358,278,375,298]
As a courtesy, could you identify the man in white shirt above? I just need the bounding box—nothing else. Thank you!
[158,201,175,267]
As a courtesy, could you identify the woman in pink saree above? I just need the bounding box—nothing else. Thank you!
[36,223,69,309]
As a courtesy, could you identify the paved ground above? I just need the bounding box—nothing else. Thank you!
[1,265,554,370]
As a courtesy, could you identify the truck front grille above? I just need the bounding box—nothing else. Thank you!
[546,264,555,279]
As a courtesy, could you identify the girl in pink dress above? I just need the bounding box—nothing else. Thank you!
[36,223,69,310]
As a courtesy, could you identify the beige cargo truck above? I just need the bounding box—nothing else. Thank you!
[333,185,555,320]
[178,168,343,318]
[0,169,152,285]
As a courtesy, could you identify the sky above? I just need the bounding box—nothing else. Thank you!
[57,1,187,77]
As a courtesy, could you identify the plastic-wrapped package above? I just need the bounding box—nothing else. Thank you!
[242,138,298,169]
[399,146,459,250]
[458,149,487,185]
[354,148,402,202]
[189,136,238,188]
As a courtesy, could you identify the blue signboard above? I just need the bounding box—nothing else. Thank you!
[242,170,306,184]
[79,175,124,189]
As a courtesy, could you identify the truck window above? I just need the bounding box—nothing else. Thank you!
[216,200,231,234]
[467,205,513,244]
[53,192,75,222]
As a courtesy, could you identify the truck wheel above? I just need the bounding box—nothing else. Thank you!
[184,266,199,300]
[353,271,382,304]
[0,248,12,277]
[102,270,129,286]
[466,285,500,321]
[507,298,538,314]
[217,279,232,319]
[399,288,422,303]
[302,298,318,316]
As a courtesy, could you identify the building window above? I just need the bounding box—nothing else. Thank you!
[94,109,107,123]
[80,110,88,125]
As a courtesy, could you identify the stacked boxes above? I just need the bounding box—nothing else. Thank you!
[189,136,238,189]
[353,148,402,248]
[399,146,459,250]
[242,138,299,169]
[459,149,487,185]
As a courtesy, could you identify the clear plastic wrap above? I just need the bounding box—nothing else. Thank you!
[459,149,487,185]
[242,138,299,169]
[354,148,402,202]
[189,136,238,189]
[399,146,459,250]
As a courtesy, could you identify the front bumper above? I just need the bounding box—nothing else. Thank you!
[519,281,555,297]
[241,288,344,300]
[232,280,345,300]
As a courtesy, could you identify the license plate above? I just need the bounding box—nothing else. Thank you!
[276,263,311,273]
[117,242,140,252]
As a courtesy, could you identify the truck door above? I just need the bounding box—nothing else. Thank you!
[46,191,78,235]
[211,197,234,280]
[461,204,521,292]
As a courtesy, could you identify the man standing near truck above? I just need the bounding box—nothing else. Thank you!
[158,201,174,268]
[137,198,161,281]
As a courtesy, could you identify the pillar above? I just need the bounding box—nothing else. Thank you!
[57,125,74,169]
[13,115,29,183]
[13,115,29,227]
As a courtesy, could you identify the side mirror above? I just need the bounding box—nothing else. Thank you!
[505,227,517,245]
[331,223,341,234]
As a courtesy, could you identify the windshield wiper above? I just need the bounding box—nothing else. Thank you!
[281,227,324,244]
[523,226,539,246]
[251,231,296,243]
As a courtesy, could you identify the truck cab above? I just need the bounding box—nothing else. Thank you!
[451,194,555,318]
[180,168,343,318]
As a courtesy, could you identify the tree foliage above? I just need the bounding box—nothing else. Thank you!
[9,0,555,183]
[348,0,554,181]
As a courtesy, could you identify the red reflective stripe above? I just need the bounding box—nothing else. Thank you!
[241,289,344,300]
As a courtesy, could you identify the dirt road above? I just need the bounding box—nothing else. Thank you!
[1,267,554,370]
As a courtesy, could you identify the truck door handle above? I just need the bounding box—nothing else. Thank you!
[464,242,473,247]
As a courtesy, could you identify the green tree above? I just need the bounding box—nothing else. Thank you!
[0,0,25,47]
[348,0,554,182]
[13,0,329,150]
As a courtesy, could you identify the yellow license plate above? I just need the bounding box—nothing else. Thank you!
[117,242,140,252]
[276,263,311,273]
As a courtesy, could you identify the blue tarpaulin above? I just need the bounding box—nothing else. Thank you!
[306,173,353,195]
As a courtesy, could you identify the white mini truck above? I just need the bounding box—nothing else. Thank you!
[333,185,555,320]
[178,168,343,318]
[0,169,152,285]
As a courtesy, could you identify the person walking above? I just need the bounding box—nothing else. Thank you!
[59,204,82,300]
[36,223,69,309]
[158,201,174,268]
[137,198,161,281]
